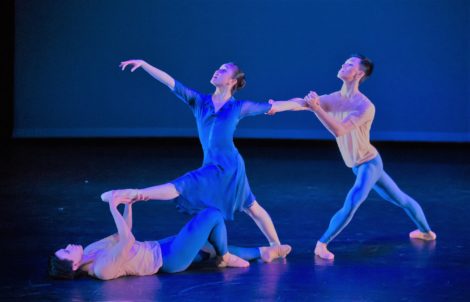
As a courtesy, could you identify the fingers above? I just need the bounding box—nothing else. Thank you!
[307,91,318,98]
[119,60,139,71]
[120,61,130,71]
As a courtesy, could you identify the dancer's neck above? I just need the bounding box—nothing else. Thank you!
[340,80,360,99]
[212,86,233,103]
[78,251,97,274]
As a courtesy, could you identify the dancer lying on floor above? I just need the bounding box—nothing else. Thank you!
[49,196,291,280]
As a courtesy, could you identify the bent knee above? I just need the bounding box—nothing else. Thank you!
[347,189,369,208]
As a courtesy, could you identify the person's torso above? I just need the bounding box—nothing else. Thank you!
[85,236,162,278]
[322,91,378,167]
[194,95,242,164]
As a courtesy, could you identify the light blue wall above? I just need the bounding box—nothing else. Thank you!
[14,0,470,141]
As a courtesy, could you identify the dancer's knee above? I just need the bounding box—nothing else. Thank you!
[346,188,368,210]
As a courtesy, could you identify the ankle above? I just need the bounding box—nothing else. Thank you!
[222,252,231,262]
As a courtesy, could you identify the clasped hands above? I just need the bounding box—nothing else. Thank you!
[267,91,321,115]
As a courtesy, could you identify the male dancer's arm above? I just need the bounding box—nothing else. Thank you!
[108,199,136,252]
[123,203,133,230]
[305,91,357,137]
[93,199,136,280]
[120,59,175,89]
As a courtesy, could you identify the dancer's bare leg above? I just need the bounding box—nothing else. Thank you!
[101,183,179,204]
[244,201,281,246]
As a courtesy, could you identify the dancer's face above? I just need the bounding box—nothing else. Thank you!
[55,244,84,270]
[337,57,365,82]
[210,63,238,91]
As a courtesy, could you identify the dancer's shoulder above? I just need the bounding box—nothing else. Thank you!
[353,92,373,107]
[319,91,339,102]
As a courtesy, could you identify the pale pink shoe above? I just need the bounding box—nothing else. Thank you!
[217,253,250,268]
[409,229,437,241]
[260,244,292,262]
[100,189,143,204]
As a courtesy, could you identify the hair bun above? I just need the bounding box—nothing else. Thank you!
[237,77,246,90]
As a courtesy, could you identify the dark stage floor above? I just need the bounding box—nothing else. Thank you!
[1,138,469,301]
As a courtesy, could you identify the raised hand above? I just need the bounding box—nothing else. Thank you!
[119,60,146,72]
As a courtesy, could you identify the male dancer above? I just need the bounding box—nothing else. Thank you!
[269,54,436,260]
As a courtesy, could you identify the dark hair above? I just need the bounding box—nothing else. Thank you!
[350,53,374,83]
[48,254,77,280]
[228,62,246,94]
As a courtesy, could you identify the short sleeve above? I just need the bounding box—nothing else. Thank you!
[343,103,375,128]
[240,100,272,119]
[172,80,203,111]
[319,94,333,112]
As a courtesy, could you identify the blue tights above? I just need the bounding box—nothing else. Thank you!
[159,208,261,273]
[160,208,229,273]
[320,154,432,244]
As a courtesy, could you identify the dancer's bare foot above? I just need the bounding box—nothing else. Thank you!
[218,252,250,268]
[101,189,144,204]
[260,244,292,262]
[409,229,436,241]
[314,241,335,260]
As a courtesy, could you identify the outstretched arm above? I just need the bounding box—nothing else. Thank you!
[108,199,135,252]
[267,98,310,115]
[123,203,133,230]
[120,59,175,90]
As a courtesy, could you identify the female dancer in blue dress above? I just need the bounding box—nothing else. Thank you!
[101,59,289,248]
[49,196,292,280]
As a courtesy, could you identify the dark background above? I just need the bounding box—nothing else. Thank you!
[1,2,469,300]
[3,0,469,142]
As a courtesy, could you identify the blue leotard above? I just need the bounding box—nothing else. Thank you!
[170,81,271,220]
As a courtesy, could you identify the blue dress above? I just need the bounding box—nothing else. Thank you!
[170,81,271,220]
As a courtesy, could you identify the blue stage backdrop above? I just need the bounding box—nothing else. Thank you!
[13,0,470,142]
